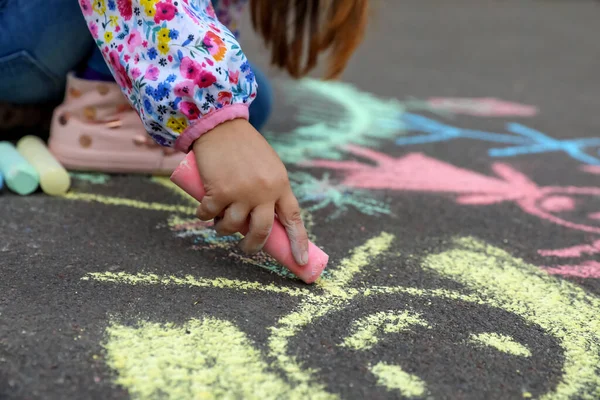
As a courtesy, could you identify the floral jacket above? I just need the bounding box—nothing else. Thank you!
[79,0,256,152]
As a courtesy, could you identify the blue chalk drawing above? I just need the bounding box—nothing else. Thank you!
[397,114,600,165]
[487,124,600,165]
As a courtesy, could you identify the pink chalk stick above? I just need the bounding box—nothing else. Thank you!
[170,152,329,284]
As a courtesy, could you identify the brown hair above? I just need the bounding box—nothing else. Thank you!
[249,0,369,80]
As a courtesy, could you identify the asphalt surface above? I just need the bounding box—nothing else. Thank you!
[2,1,600,399]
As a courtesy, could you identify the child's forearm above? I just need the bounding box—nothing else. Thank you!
[79,0,257,151]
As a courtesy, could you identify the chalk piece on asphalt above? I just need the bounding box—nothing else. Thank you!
[17,136,71,196]
[0,141,39,195]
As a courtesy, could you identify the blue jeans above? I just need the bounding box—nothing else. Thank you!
[0,0,93,104]
[0,0,272,130]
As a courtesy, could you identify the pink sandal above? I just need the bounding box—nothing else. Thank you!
[49,73,185,175]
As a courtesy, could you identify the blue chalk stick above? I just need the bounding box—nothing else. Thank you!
[0,171,3,191]
[0,142,39,195]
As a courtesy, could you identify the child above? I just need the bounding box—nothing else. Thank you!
[0,0,368,266]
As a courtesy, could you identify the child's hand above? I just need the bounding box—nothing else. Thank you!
[193,119,309,265]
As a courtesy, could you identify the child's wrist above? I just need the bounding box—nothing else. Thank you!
[192,119,254,151]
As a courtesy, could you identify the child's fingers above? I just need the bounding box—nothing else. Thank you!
[214,203,250,236]
[196,196,228,221]
[240,204,274,255]
[276,192,309,265]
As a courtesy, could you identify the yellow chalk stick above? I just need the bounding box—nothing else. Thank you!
[16,136,71,196]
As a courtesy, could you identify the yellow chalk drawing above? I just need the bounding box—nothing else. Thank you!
[63,191,196,215]
[104,317,308,400]
[341,311,430,351]
[82,271,310,297]
[317,233,395,294]
[87,233,600,398]
[370,362,427,398]
[470,332,532,357]
[267,233,395,393]
[90,233,393,399]
[423,237,600,400]
[150,176,196,204]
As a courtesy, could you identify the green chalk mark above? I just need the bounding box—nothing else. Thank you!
[371,362,427,398]
[69,172,111,185]
[267,79,409,164]
[342,310,429,350]
[470,332,532,357]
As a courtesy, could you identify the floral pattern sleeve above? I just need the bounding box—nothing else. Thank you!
[79,0,257,152]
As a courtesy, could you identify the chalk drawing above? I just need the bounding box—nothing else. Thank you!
[55,82,600,395]
[104,318,310,399]
[538,241,600,278]
[398,113,531,146]
[469,332,531,357]
[90,233,394,399]
[542,261,600,279]
[370,362,427,398]
[589,212,600,220]
[266,79,419,164]
[305,146,600,234]
[539,240,600,258]
[582,166,600,175]
[86,234,600,398]
[398,114,600,165]
[427,98,538,117]
[422,237,600,399]
[265,82,542,164]
[150,176,194,201]
[69,172,112,184]
[63,191,197,214]
[289,172,391,220]
[82,271,310,297]
[341,310,429,351]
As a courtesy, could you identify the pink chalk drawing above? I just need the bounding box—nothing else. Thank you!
[582,166,600,175]
[543,262,600,279]
[538,241,600,278]
[427,98,538,117]
[539,240,600,258]
[305,145,600,234]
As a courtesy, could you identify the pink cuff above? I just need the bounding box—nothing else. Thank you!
[174,104,250,152]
